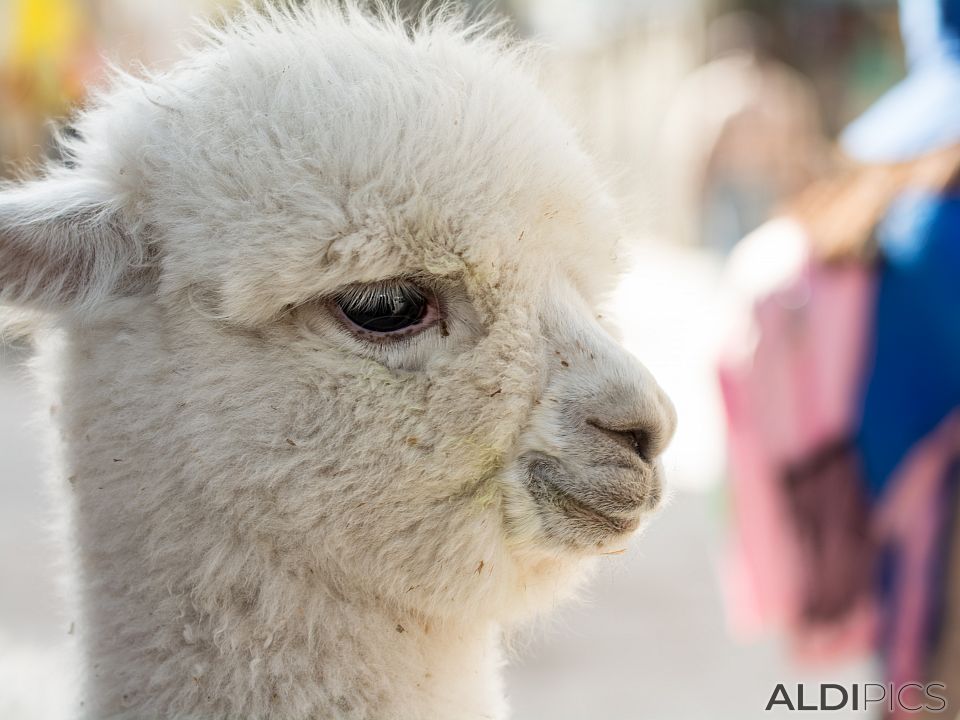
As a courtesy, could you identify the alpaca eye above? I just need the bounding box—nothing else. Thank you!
[333,280,437,337]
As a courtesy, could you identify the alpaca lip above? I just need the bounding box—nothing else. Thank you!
[524,455,642,536]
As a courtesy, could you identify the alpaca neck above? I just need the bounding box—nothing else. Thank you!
[78,561,506,719]
[323,601,507,720]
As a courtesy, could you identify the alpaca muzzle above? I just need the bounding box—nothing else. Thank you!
[508,303,676,550]
[519,430,664,548]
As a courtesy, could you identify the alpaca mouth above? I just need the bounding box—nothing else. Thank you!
[523,454,643,537]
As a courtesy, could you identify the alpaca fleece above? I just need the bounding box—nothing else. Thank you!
[0,4,676,719]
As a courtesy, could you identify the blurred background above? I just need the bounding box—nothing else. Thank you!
[1,0,943,718]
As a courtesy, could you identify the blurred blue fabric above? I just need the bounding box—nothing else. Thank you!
[842,0,960,163]
[857,192,960,496]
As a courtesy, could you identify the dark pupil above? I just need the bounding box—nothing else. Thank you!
[342,289,427,332]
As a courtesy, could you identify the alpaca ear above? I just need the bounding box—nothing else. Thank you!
[0,175,150,313]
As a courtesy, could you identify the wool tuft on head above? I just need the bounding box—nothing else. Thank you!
[0,3,676,718]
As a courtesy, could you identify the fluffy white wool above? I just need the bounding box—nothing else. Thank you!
[0,3,676,718]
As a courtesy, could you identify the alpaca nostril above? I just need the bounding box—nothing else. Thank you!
[587,420,658,463]
[624,429,654,462]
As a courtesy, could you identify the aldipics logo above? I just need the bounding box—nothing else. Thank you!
[765,683,947,713]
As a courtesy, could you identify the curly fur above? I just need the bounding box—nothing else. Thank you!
[0,4,676,718]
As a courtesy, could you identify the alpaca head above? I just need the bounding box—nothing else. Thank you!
[0,5,675,628]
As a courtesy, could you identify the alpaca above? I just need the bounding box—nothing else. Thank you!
[0,4,676,719]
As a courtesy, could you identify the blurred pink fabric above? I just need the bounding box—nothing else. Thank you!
[720,220,960,707]
[719,221,877,662]
[879,414,960,718]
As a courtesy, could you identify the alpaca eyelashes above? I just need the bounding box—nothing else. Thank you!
[332,280,439,338]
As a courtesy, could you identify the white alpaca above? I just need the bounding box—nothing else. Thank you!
[0,4,676,719]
